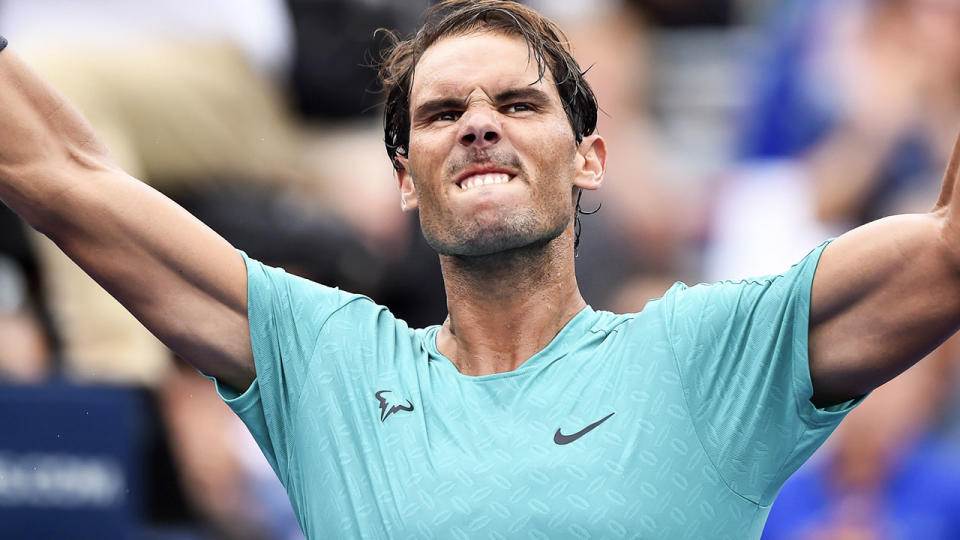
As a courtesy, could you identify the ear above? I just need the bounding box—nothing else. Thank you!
[395,156,419,212]
[572,134,606,191]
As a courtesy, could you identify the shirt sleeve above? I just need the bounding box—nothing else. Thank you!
[661,240,864,506]
[202,251,366,486]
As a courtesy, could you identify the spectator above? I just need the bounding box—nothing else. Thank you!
[708,0,960,279]
[0,254,50,382]
[762,337,960,539]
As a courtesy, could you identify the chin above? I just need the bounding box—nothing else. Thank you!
[425,215,570,257]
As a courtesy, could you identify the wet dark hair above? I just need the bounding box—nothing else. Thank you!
[378,0,600,249]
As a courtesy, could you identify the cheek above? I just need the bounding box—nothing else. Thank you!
[408,134,454,191]
[536,142,578,189]
[527,117,577,162]
[406,153,436,193]
[507,130,573,177]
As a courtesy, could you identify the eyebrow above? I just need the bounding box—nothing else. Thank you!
[412,87,553,122]
[412,97,468,122]
[492,87,552,106]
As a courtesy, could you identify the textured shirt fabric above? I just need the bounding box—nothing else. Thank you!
[208,241,860,539]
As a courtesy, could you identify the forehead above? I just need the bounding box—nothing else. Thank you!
[410,30,559,106]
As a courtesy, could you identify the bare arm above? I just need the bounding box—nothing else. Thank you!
[0,45,254,391]
[809,131,960,406]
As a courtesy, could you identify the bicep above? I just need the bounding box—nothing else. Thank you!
[808,213,960,405]
[46,167,255,391]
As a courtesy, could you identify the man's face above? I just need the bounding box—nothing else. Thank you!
[397,31,602,257]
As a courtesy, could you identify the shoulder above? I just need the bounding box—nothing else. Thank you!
[242,252,409,344]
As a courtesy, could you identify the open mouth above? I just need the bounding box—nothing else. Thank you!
[457,172,513,191]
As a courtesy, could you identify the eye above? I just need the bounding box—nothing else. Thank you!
[504,102,535,114]
[433,111,462,122]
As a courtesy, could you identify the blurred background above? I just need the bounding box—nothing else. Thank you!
[2,0,960,537]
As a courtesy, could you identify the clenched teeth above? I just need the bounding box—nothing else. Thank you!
[459,173,511,191]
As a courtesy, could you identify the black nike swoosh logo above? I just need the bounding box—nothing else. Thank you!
[553,412,615,445]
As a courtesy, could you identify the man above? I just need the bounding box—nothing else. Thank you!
[2,1,960,537]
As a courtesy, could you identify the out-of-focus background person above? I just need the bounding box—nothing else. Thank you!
[3,0,960,537]
[711,0,960,279]
[762,336,960,539]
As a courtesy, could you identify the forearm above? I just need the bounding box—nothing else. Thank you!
[0,45,205,306]
[932,129,960,257]
[0,44,117,232]
[0,42,253,387]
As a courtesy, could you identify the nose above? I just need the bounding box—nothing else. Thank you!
[458,109,502,149]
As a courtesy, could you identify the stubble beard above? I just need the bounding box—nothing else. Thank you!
[423,205,571,258]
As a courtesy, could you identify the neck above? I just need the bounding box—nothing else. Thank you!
[435,227,586,376]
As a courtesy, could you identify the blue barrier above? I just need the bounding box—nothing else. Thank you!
[0,383,144,538]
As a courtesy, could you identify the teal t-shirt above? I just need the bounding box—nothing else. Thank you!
[209,241,859,539]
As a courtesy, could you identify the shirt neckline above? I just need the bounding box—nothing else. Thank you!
[421,305,600,381]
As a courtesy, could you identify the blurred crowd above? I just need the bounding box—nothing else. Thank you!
[1,0,960,538]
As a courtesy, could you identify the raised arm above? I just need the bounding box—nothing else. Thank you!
[808,130,960,406]
[0,42,254,391]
